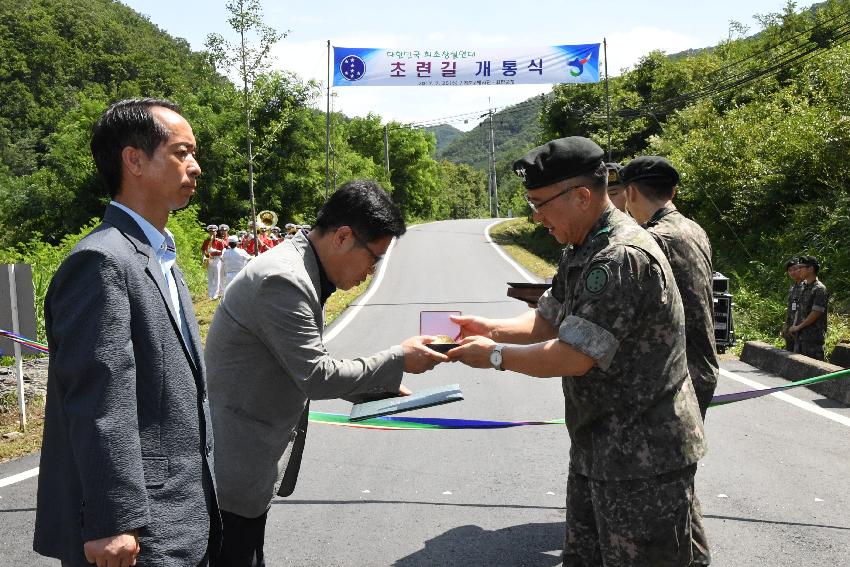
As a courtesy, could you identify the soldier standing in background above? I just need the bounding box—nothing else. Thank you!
[604,162,626,212]
[620,156,719,567]
[619,156,719,418]
[790,256,828,360]
[782,257,803,351]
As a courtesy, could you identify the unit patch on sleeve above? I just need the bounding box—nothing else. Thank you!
[585,264,610,295]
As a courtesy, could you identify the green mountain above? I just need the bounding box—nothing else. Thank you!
[435,95,546,170]
[423,123,463,152]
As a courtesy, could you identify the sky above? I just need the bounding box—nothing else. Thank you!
[122,0,812,131]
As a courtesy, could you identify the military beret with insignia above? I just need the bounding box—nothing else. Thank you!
[605,162,623,187]
[513,136,605,190]
[619,156,680,187]
[785,257,800,270]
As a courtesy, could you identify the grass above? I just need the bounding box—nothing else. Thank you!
[0,278,370,463]
[0,394,45,463]
[324,275,372,327]
[488,218,559,279]
[489,220,850,360]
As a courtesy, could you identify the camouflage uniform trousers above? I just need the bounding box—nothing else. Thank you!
[794,339,825,361]
[562,464,704,566]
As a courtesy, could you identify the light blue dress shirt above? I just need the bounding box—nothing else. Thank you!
[109,201,193,352]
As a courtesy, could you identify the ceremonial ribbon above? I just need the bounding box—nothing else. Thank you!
[0,329,49,354]
[3,329,848,429]
[311,368,850,430]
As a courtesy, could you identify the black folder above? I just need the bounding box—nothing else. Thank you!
[349,384,463,422]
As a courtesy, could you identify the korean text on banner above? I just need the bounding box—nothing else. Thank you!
[332,44,601,87]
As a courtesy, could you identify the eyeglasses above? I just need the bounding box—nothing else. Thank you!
[351,231,383,265]
[525,185,585,213]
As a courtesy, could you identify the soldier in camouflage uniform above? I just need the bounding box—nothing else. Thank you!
[605,162,626,212]
[619,156,719,418]
[619,156,718,566]
[789,256,828,360]
[448,137,707,566]
[781,258,803,351]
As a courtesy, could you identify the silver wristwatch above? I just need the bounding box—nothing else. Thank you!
[489,344,505,371]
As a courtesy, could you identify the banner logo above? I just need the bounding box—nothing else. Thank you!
[568,53,593,77]
[340,54,366,82]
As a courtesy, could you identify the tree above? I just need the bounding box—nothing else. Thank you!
[205,0,286,254]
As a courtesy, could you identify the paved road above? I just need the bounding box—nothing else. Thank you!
[2,218,849,566]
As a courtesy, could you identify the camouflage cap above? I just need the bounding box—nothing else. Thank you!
[513,136,604,190]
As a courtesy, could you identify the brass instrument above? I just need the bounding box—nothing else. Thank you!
[256,210,278,231]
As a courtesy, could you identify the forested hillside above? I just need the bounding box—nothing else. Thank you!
[0,0,488,253]
[423,124,463,152]
[540,0,850,346]
[3,0,849,349]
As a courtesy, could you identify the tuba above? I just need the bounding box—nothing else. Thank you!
[256,210,278,231]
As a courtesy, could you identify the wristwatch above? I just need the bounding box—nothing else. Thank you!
[490,344,505,371]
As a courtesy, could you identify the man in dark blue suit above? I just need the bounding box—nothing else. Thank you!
[34,99,220,566]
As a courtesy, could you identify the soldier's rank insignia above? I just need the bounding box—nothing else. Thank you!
[585,265,610,294]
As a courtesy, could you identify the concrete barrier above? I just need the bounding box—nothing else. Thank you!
[739,341,850,405]
[828,342,850,369]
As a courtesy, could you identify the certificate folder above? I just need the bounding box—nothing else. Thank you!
[349,384,463,422]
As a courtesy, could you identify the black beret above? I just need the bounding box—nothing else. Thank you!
[785,257,800,270]
[513,137,604,190]
[799,255,820,270]
[606,162,623,187]
[620,156,680,187]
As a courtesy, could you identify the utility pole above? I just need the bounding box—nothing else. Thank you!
[383,124,390,177]
[330,92,337,191]
[488,102,499,217]
[604,37,612,162]
[326,40,331,199]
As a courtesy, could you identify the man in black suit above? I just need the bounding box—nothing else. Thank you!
[34,99,220,566]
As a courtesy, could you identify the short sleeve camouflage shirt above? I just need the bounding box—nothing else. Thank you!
[786,282,802,328]
[537,206,706,481]
[795,279,828,342]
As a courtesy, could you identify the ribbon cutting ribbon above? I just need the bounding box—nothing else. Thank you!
[3,328,847,429]
[310,368,850,430]
[0,329,49,354]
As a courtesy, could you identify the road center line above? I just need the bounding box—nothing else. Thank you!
[484,220,538,283]
[0,466,39,488]
[719,368,850,428]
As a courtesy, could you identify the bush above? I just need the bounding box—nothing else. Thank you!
[0,206,207,343]
[166,205,207,296]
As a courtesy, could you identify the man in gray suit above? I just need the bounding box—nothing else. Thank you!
[34,99,220,566]
[206,180,447,565]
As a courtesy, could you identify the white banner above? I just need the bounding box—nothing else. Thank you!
[332,44,601,87]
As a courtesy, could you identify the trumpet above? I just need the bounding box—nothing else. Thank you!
[256,210,278,231]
